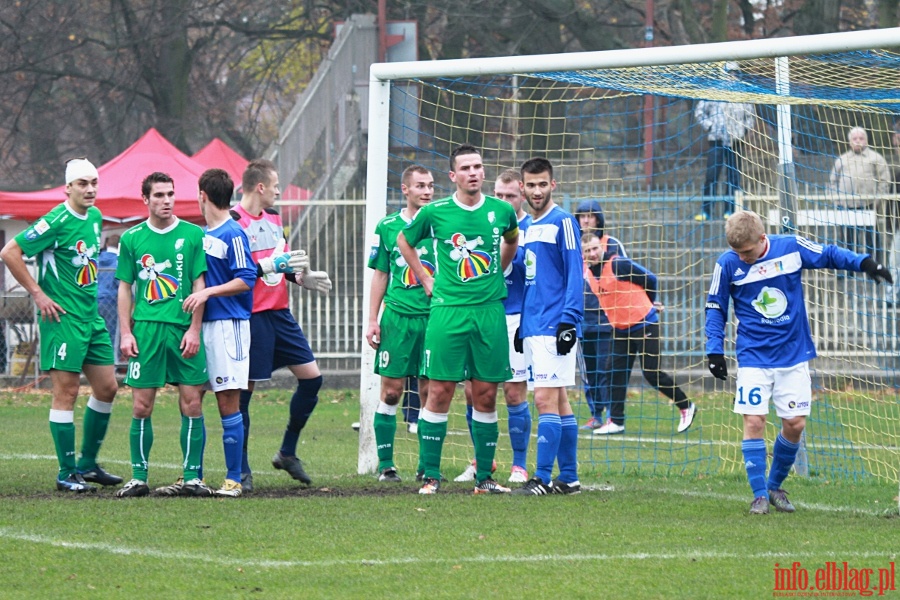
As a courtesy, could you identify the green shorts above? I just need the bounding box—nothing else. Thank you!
[375,308,428,379]
[423,302,510,383]
[39,314,114,372]
[125,321,208,388]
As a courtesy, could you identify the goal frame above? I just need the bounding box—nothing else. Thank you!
[358,27,900,474]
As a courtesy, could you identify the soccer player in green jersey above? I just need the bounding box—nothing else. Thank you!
[398,144,520,495]
[366,165,434,482]
[0,158,121,493]
[114,172,211,498]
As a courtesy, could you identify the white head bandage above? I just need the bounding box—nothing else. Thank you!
[65,159,99,184]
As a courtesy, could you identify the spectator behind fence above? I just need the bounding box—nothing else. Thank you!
[693,68,756,222]
[828,126,891,263]
[97,234,120,362]
[890,121,900,195]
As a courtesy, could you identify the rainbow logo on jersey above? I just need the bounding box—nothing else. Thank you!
[69,240,98,287]
[401,260,435,288]
[137,254,179,303]
[446,233,492,282]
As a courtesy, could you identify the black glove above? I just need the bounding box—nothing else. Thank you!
[555,322,577,355]
[708,354,727,380]
[513,326,523,354]
[860,257,893,285]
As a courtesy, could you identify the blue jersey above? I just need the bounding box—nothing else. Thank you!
[503,214,530,315]
[96,248,119,303]
[521,205,584,337]
[202,219,256,321]
[705,234,866,368]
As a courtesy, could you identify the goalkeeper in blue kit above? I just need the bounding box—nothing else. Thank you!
[705,211,891,515]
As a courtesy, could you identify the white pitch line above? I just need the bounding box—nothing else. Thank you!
[0,528,893,570]
[576,434,900,452]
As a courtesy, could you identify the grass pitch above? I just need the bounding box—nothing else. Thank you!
[0,386,897,599]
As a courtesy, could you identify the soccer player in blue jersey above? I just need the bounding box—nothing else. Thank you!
[179,168,256,497]
[705,211,892,514]
[512,157,584,496]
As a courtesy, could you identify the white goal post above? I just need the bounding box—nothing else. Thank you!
[358,27,900,474]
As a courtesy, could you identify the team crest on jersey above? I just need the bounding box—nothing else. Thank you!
[751,286,787,319]
[446,233,491,281]
[137,253,179,303]
[69,240,98,287]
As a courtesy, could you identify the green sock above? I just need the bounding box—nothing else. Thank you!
[49,417,76,479]
[77,399,112,471]
[373,411,397,471]
[472,419,499,483]
[418,418,447,480]
[417,424,425,475]
[181,415,204,481]
[129,417,153,481]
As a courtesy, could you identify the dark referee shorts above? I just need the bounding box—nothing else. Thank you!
[248,308,316,381]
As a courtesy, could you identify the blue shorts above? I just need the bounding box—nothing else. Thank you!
[248,309,315,381]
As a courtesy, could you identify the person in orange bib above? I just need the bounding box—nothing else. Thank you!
[582,231,696,435]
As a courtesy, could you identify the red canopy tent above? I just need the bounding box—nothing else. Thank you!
[0,128,207,224]
[191,138,310,219]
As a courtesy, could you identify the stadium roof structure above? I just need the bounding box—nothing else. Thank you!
[0,128,208,224]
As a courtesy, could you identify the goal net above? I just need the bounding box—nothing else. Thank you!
[358,29,900,487]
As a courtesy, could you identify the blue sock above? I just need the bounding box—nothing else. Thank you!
[557,414,579,483]
[507,402,531,469]
[742,439,768,499]
[280,376,322,456]
[534,413,561,484]
[239,389,253,474]
[465,404,474,447]
[221,411,244,483]
[767,433,800,491]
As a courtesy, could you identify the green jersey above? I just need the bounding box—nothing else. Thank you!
[368,209,432,316]
[15,202,103,321]
[403,194,518,307]
[117,218,207,327]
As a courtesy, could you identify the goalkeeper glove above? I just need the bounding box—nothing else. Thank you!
[513,326,523,354]
[707,354,727,380]
[300,269,332,294]
[555,322,577,355]
[259,249,309,275]
[860,257,893,285]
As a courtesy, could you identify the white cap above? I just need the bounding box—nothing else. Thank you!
[65,158,99,184]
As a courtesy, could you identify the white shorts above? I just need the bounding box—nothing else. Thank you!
[733,362,812,419]
[507,313,527,383]
[202,318,250,392]
[524,335,577,388]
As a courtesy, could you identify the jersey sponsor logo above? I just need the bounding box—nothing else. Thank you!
[69,240,98,287]
[175,238,185,251]
[751,286,788,319]
[446,233,491,281]
[706,301,721,310]
[787,400,810,409]
[137,253,179,303]
[524,249,536,281]
[488,211,496,224]
[369,245,379,261]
